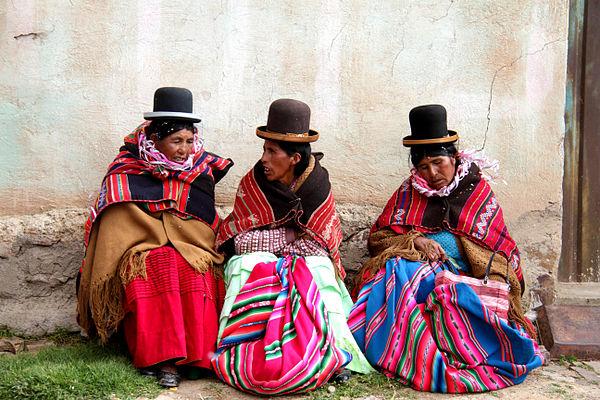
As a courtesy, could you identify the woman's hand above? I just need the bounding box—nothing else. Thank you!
[285,228,297,244]
[414,237,447,262]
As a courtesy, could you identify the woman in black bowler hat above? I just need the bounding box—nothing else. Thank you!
[348,104,544,393]
[77,87,232,387]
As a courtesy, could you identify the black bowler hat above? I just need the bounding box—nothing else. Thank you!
[402,104,459,147]
[256,99,319,143]
[143,87,201,123]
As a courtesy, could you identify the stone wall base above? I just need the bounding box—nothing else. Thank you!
[0,204,560,336]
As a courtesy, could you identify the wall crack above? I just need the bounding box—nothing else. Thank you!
[328,22,348,60]
[480,38,564,150]
[390,36,406,77]
[13,31,47,40]
[431,0,455,23]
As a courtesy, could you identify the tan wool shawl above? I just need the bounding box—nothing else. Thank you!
[77,203,224,342]
[357,228,535,339]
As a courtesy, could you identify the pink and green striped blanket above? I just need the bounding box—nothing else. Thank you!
[212,256,351,395]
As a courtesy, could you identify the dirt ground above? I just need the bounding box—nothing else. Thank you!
[147,360,600,400]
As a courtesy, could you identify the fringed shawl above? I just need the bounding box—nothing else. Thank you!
[84,122,233,246]
[216,154,345,277]
[373,163,524,286]
[355,228,535,339]
[78,123,232,342]
[77,203,223,342]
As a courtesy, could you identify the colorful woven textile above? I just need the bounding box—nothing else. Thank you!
[372,163,524,284]
[216,155,344,277]
[349,257,544,393]
[434,269,510,320]
[211,256,351,395]
[84,122,232,246]
[233,227,329,257]
[123,246,224,369]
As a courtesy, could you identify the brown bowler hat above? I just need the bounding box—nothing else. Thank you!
[256,99,319,143]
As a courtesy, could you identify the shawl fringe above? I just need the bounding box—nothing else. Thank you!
[460,237,537,340]
[355,229,537,340]
[77,271,125,343]
[80,251,214,343]
[77,203,222,343]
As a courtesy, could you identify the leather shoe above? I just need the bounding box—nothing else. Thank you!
[332,368,351,383]
[139,367,158,377]
[158,370,181,388]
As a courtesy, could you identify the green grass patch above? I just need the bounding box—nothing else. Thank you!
[548,382,576,400]
[0,326,17,338]
[558,355,578,366]
[0,342,162,400]
[310,372,415,399]
[43,330,86,346]
[0,326,81,345]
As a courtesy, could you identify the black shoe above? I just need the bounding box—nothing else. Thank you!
[158,370,181,388]
[139,367,158,377]
[332,369,351,383]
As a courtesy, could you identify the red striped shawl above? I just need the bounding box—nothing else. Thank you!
[373,163,524,283]
[84,122,232,246]
[217,156,345,277]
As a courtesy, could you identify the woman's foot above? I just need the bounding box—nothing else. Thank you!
[138,367,158,377]
[332,368,351,383]
[157,364,181,388]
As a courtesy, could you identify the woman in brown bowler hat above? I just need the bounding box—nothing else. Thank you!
[211,99,373,395]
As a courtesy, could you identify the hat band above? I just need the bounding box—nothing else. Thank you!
[256,128,319,143]
[266,130,309,137]
[403,133,459,146]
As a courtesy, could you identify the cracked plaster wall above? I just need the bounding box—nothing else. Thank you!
[0,1,568,333]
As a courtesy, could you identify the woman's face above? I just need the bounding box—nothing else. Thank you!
[152,129,194,163]
[415,155,457,189]
[260,140,300,186]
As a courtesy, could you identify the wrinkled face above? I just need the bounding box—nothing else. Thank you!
[415,155,457,190]
[260,140,300,186]
[152,129,194,163]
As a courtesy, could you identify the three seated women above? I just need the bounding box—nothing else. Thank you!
[79,92,543,394]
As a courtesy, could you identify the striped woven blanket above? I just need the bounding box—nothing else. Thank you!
[212,256,351,395]
[373,163,524,284]
[349,257,544,393]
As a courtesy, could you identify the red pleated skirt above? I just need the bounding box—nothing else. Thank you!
[123,246,224,369]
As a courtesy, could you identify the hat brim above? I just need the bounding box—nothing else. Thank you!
[256,126,319,143]
[143,111,201,123]
[402,131,459,147]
